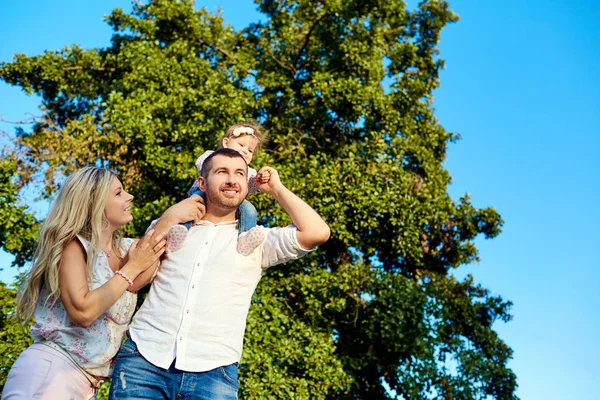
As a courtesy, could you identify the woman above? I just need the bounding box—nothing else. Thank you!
[2,166,201,399]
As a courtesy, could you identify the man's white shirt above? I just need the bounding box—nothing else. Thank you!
[129,220,311,371]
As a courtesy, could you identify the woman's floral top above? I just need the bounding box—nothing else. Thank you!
[30,236,137,378]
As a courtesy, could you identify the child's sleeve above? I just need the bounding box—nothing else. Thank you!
[248,167,259,194]
[194,150,214,175]
[186,150,214,197]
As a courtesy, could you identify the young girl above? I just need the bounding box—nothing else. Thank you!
[2,167,167,399]
[167,122,270,253]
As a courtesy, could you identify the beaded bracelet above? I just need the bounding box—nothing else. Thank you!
[114,270,133,287]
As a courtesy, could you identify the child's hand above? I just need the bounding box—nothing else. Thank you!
[254,169,271,185]
[255,166,283,196]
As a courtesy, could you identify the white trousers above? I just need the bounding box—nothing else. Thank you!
[2,343,96,400]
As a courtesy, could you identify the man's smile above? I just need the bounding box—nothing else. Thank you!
[221,186,240,198]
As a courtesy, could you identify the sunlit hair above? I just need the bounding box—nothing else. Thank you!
[16,166,123,325]
[219,121,268,150]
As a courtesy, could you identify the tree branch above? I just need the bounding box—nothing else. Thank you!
[0,114,41,125]
[292,12,330,71]
[62,66,116,72]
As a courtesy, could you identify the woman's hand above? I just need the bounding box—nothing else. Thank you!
[126,229,166,275]
[59,232,165,328]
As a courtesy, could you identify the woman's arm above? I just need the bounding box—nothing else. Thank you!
[58,231,165,327]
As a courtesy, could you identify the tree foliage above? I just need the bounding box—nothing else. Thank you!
[0,157,40,267]
[0,0,517,398]
[0,281,33,387]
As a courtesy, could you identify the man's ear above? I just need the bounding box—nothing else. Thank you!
[198,176,207,192]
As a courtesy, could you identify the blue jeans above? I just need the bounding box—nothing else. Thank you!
[109,339,238,400]
[185,190,257,234]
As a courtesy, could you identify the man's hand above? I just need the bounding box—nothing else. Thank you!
[153,196,206,236]
[255,166,330,250]
[166,196,206,225]
[255,166,283,197]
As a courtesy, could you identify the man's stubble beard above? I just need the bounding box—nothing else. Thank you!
[211,195,244,210]
[206,183,247,211]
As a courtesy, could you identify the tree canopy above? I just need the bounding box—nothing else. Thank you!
[0,0,517,398]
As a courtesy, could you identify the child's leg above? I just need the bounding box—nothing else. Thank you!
[236,201,265,256]
[182,190,206,229]
[237,199,258,235]
[167,225,188,253]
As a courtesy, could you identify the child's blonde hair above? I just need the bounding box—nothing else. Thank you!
[219,121,268,150]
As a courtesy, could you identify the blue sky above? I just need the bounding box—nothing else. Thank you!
[1,1,598,399]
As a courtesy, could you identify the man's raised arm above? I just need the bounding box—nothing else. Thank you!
[255,167,330,250]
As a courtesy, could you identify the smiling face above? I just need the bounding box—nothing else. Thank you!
[104,177,134,230]
[222,134,258,164]
[198,154,249,214]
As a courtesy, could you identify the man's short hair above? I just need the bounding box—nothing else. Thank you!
[200,148,248,179]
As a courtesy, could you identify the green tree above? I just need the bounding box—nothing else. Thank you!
[0,156,40,267]
[0,1,517,399]
[0,280,33,387]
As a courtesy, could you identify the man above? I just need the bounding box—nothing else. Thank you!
[109,148,330,399]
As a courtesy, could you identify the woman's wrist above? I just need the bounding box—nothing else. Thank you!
[119,263,142,282]
[114,270,134,287]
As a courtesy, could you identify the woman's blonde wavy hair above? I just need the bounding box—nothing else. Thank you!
[16,166,123,324]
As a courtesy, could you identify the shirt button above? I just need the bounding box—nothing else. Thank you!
[179,336,182,341]
[205,241,209,245]
[186,309,190,313]
[192,285,195,289]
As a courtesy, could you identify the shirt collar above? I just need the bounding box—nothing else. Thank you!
[193,220,238,227]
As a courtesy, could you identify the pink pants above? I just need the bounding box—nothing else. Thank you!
[1,343,96,400]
